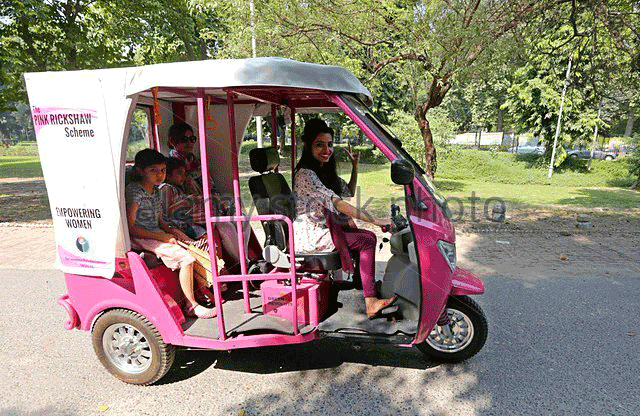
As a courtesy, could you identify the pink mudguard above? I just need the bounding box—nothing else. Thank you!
[450,267,485,295]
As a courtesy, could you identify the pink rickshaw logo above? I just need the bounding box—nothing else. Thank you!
[31,106,97,137]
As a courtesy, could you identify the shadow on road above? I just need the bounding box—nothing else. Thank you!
[159,337,438,384]
[0,179,51,223]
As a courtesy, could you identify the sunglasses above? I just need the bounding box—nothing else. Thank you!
[176,135,197,144]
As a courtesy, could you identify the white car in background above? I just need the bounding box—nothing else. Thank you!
[508,142,546,155]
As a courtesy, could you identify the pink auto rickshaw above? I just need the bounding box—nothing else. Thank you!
[25,57,487,385]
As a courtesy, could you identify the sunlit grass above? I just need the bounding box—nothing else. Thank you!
[3,151,639,216]
[0,156,43,178]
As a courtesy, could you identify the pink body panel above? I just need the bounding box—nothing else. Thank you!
[63,253,186,342]
[331,94,481,344]
[451,267,485,295]
[407,208,455,344]
[60,251,319,350]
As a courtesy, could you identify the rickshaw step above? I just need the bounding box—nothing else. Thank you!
[183,312,314,339]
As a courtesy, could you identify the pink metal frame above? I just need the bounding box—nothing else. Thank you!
[195,88,301,338]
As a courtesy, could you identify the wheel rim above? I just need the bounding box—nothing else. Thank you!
[426,308,474,353]
[102,323,153,374]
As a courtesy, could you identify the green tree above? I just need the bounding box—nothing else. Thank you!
[0,0,128,108]
[628,136,640,189]
[503,0,640,157]
[259,0,556,177]
[0,0,231,135]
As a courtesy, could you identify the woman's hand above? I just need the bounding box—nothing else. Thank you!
[347,142,360,195]
[347,142,360,169]
[374,217,392,232]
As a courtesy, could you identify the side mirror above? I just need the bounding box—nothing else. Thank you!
[391,159,414,185]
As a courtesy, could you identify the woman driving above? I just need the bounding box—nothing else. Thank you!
[293,118,396,319]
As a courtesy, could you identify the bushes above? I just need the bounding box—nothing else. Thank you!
[332,144,387,164]
[239,140,387,164]
[239,140,259,155]
[436,148,635,187]
[239,137,635,188]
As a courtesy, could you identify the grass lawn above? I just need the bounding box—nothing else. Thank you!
[340,160,640,219]
[0,142,39,157]
[0,156,43,178]
[3,147,639,223]
[435,180,640,210]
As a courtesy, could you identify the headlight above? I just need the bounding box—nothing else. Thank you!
[437,240,456,272]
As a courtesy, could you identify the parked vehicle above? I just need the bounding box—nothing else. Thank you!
[614,145,636,158]
[566,147,616,160]
[508,142,545,155]
[25,57,487,385]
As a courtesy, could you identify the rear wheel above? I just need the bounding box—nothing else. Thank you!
[92,309,175,385]
[604,155,614,160]
[416,296,487,363]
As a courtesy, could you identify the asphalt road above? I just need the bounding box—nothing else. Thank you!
[1,262,638,416]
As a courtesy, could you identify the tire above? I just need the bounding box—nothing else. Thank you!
[604,155,614,160]
[416,295,488,363]
[92,309,175,385]
[569,154,578,158]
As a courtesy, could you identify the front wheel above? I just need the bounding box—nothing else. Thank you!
[92,309,175,385]
[416,295,487,363]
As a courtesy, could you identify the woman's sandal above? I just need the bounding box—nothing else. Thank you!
[367,295,398,320]
[186,304,216,319]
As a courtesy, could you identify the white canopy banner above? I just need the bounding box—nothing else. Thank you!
[26,73,121,278]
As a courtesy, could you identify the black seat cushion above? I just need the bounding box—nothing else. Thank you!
[248,172,295,250]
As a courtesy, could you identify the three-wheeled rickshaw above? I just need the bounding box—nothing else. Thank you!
[25,57,487,385]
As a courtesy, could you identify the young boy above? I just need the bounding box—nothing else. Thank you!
[125,149,215,319]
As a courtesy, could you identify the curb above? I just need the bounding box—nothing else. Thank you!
[0,222,53,228]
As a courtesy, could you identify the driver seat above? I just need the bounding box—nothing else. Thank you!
[248,147,343,273]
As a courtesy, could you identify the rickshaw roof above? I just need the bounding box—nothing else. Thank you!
[126,57,372,107]
[22,57,373,278]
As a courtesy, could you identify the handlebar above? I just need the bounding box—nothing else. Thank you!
[390,203,408,232]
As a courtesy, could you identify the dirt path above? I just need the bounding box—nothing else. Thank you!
[0,177,51,224]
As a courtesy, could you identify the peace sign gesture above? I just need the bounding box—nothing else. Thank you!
[347,140,360,169]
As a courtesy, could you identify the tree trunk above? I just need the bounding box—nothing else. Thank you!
[624,104,635,137]
[415,112,437,177]
[497,105,504,132]
[415,77,452,178]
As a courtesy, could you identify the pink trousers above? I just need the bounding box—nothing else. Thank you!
[342,227,377,298]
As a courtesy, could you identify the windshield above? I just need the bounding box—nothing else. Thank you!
[340,94,448,211]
